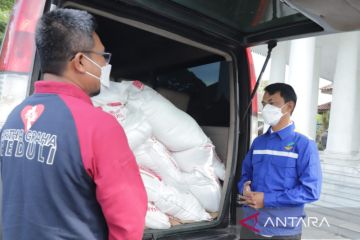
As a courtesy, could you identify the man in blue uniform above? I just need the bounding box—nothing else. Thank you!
[238,83,322,239]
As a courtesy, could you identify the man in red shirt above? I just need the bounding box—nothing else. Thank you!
[0,8,147,240]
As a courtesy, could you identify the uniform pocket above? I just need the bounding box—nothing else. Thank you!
[271,156,298,188]
[271,156,296,168]
[252,154,264,166]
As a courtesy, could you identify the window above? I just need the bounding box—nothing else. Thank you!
[154,61,230,126]
[169,0,306,33]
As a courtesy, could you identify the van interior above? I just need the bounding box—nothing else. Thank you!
[94,13,233,164]
[94,10,232,159]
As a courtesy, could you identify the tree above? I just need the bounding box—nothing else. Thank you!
[0,0,15,44]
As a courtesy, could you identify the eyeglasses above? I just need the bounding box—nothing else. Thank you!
[82,51,112,64]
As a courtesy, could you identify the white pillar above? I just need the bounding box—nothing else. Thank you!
[355,49,360,156]
[269,42,288,84]
[288,37,319,139]
[356,62,360,157]
[326,32,360,155]
[309,46,321,139]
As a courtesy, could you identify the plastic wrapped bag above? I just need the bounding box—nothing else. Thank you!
[172,140,225,181]
[92,84,152,150]
[134,138,187,191]
[183,168,221,212]
[145,202,171,229]
[140,167,210,222]
[124,80,209,151]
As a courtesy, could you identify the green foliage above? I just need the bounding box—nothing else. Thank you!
[321,111,330,129]
[316,114,322,124]
[316,111,330,150]
[256,79,269,110]
[0,0,15,10]
[0,0,15,44]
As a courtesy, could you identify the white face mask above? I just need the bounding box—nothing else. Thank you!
[262,104,286,126]
[83,55,112,88]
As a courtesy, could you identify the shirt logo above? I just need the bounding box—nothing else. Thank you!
[21,104,45,132]
[284,142,295,151]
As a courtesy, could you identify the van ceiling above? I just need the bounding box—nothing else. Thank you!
[94,14,223,79]
[284,0,360,32]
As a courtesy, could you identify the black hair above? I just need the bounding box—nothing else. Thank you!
[264,83,297,107]
[35,9,97,75]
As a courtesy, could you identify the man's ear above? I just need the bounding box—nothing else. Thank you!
[72,53,86,73]
[288,101,295,115]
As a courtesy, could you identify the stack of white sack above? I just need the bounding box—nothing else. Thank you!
[117,80,225,181]
[135,137,221,213]
[91,80,226,226]
[140,168,211,223]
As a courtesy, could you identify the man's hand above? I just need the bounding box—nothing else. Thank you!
[238,181,252,205]
[238,181,265,209]
[247,192,264,209]
[243,181,252,196]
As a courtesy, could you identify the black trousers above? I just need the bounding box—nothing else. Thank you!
[240,227,302,240]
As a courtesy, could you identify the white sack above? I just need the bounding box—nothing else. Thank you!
[212,152,226,181]
[140,168,210,222]
[123,80,209,151]
[120,107,152,150]
[91,83,152,150]
[183,168,221,212]
[92,81,129,105]
[172,141,225,181]
[134,138,186,191]
[145,202,171,229]
[171,141,214,172]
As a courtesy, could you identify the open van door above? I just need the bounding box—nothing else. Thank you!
[1,0,359,239]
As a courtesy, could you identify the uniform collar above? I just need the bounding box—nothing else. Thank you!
[266,122,295,140]
[34,81,92,105]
